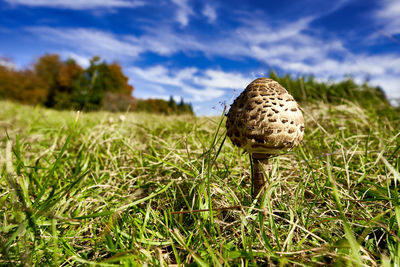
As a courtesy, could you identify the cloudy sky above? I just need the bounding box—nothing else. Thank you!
[0,0,399,115]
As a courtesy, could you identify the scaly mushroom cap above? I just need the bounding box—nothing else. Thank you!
[226,77,305,155]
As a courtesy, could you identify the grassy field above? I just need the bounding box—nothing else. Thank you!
[1,99,400,266]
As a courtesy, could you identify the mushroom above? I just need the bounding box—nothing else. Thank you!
[226,77,305,199]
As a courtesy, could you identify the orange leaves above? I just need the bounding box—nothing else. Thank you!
[0,66,49,105]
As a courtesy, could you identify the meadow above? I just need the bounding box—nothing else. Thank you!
[1,90,400,265]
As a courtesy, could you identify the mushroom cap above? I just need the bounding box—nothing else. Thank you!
[226,77,305,155]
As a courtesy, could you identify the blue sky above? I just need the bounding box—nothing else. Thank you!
[0,0,399,115]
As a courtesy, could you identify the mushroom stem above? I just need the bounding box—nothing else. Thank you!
[252,153,271,199]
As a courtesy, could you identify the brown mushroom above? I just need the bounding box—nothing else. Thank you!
[226,77,305,199]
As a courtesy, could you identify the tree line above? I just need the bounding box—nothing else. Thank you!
[268,71,390,109]
[0,54,194,115]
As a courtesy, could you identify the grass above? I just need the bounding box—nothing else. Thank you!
[0,99,400,266]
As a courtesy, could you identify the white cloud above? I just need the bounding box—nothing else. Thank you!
[193,69,251,89]
[129,65,252,92]
[4,0,145,9]
[235,17,313,45]
[0,58,16,70]
[61,52,90,68]
[130,26,205,56]
[128,65,252,102]
[130,65,198,87]
[274,53,400,79]
[183,86,225,101]
[202,4,217,23]
[28,27,143,59]
[231,18,347,65]
[369,75,400,99]
[171,0,194,27]
[163,17,345,67]
[375,0,400,35]
[149,84,166,93]
[29,25,206,59]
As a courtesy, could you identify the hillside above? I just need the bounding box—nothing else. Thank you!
[0,95,400,265]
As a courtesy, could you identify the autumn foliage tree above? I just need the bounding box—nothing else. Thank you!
[54,59,86,109]
[0,65,48,105]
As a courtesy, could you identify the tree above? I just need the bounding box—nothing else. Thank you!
[33,54,63,107]
[80,57,134,110]
[168,96,177,113]
[54,59,85,109]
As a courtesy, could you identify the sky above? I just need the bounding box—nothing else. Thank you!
[0,0,399,115]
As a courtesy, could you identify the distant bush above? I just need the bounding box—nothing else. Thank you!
[135,97,194,115]
[102,92,136,112]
